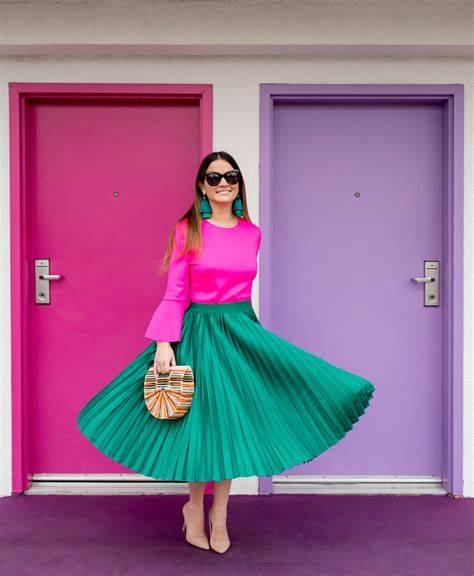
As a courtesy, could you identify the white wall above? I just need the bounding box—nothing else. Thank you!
[0,1,473,497]
[0,0,472,51]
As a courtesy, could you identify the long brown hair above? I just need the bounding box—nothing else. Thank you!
[158,151,253,274]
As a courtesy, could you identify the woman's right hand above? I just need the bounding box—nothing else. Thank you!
[153,341,176,378]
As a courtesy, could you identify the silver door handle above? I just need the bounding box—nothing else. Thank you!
[38,274,62,280]
[35,259,62,304]
[411,261,439,307]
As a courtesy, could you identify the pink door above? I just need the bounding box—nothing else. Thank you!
[25,87,210,480]
[271,101,444,480]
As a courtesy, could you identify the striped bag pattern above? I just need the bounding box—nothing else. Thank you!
[144,365,195,420]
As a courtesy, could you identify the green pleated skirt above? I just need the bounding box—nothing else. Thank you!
[76,299,375,482]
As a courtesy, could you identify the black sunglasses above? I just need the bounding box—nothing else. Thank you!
[204,170,240,187]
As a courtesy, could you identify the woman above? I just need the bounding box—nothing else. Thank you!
[77,150,375,554]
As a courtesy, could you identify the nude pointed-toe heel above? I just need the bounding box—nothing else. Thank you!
[208,512,231,554]
[182,503,210,550]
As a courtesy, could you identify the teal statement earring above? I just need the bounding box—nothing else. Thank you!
[199,193,212,219]
[232,192,244,217]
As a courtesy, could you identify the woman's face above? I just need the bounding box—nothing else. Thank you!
[200,159,239,207]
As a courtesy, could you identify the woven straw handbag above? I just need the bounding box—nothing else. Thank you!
[144,365,195,419]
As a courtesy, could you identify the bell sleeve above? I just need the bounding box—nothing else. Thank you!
[144,221,191,342]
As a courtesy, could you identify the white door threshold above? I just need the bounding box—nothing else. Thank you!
[271,475,447,495]
[24,473,257,495]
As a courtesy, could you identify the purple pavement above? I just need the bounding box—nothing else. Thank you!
[0,494,472,575]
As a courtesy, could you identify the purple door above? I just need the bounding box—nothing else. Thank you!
[272,102,443,477]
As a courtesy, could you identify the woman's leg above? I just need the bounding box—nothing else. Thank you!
[188,481,206,509]
[183,481,208,542]
[209,479,232,543]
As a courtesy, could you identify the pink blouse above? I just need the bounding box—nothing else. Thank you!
[145,217,262,342]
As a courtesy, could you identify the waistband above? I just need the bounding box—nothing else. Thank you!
[187,299,253,313]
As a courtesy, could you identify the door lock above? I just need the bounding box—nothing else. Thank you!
[35,259,62,304]
[411,260,439,306]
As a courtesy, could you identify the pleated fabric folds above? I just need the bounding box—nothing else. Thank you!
[76,299,375,482]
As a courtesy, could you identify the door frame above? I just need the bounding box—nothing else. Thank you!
[258,83,464,496]
[9,82,213,494]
